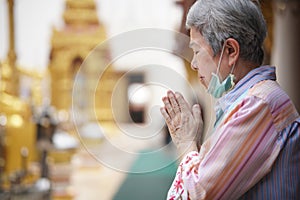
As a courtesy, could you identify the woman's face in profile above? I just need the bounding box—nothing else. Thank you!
[189,27,219,88]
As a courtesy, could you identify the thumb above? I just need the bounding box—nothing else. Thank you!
[192,104,203,148]
[192,104,201,124]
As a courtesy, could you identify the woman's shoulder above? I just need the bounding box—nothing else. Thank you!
[248,80,291,108]
[248,79,299,130]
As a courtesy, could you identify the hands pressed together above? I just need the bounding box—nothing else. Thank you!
[160,91,204,155]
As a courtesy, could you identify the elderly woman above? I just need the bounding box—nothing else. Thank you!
[161,0,300,199]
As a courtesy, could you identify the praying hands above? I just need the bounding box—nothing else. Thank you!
[160,91,203,156]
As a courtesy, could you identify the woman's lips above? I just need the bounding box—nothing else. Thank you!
[199,76,207,87]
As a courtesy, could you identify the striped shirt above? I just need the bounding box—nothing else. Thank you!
[167,66,300,200]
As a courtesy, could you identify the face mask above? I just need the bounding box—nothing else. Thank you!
[207,43,236,98]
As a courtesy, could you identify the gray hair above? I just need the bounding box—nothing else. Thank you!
[186,0,267,65]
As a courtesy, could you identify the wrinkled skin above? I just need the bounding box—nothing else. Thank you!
[160,91,203,155]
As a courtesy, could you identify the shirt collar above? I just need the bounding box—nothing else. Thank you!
[215,65,277,116]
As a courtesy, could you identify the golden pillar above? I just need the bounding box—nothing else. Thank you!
[1,0,19,96]
[0,0,36,176]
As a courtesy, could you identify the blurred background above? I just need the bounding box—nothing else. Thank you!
[0,0,299,199]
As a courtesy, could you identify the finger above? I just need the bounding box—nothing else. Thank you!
[160,107,179,133]
[167,91,180,113]
[175,92,191,112]
[160,107,172,127]
[162,96,176,118]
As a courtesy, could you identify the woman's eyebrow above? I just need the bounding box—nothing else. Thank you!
[189,41,200,49]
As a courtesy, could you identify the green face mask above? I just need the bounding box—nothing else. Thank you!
[207,73,235,98]
[207,43,235,98]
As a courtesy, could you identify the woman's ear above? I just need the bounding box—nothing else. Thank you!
[225,38,240,67]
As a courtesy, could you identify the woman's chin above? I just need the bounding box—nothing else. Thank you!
[199,78,208,88]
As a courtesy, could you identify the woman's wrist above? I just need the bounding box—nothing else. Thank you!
[177,141,198,157]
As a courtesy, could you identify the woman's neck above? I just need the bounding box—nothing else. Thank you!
[234,61,260,83]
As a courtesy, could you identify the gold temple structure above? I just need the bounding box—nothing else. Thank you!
[1,0,126,199]
[49,0,124,125]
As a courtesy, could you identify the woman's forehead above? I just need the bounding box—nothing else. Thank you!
[189,28,207,46]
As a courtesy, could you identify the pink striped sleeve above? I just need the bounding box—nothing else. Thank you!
[167,95,281,200]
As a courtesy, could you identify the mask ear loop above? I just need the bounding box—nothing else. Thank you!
[230,62,236,74]
[216,43,226,76]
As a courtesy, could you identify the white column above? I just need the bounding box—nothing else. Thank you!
[272,0,300,111]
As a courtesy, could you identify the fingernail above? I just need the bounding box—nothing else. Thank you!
[167,90,174,95]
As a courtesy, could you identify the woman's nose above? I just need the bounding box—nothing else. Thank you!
[191,59,198,71]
